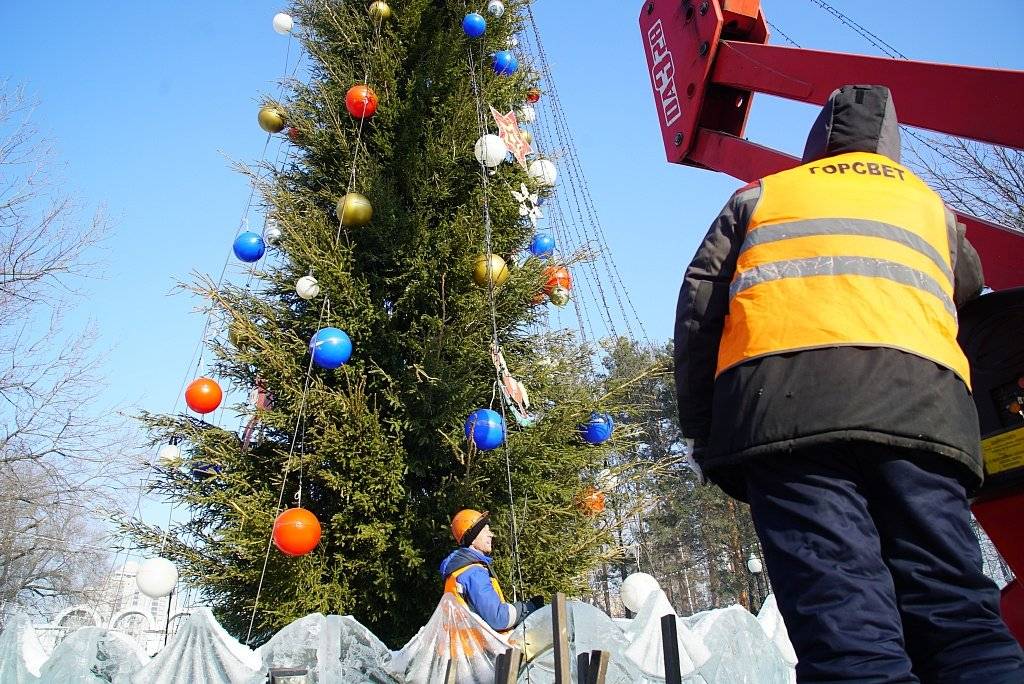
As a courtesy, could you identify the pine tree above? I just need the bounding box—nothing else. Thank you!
[125,1,623,647]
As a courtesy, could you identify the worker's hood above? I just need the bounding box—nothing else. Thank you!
[439,547,491,578]
[802,85,901,164]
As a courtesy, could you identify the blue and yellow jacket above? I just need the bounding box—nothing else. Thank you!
[439,548,528,632]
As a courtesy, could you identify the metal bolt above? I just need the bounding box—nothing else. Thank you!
[699,41,709,56]
[685,4,695,22]
[646,1,655,14]
[674,132,684,146]
[699,1,709,15]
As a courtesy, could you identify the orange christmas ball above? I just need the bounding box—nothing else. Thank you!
[345,84,379,119]
[184,377,223,415]
[543,265,572,294]
[580,487,606,516]
[526,88,541,104]
[273,507,322,557]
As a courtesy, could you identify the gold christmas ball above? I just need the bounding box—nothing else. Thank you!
[337,192,373,227]
[258,105,287,133]
[521,130,533,146]
[549,285,571,307]
[473,254,510,288]
[369,1,392,20]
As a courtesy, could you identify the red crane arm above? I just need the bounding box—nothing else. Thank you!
[640,0,1024,289]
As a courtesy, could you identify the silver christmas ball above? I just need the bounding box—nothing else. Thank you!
[264,224,283,245]
[487,0,505,18]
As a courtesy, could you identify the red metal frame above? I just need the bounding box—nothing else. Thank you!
[639,0,1024,290]
[641,0,1024,642]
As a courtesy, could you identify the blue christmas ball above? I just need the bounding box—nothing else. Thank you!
[493,50,518,75]
[529,233,555,258]
[309,327,353,369]
[233,232,266,263]
[580,412,614,445]
[465,408,506,451]
[462,12,486,38]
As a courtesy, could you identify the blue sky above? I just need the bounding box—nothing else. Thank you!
[4,1,1022,460]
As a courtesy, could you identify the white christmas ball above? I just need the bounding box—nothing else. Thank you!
[136,557,178,599]
[487,0,506,18]
[508,35,519,48]
[747,554,764,574]
[474,134,509,169]
[517,105,536,124]
[157,443,181,465]
[272,13,294,35]
[620,572,661,613]
[296,275,321,300]
[264,224,283,245]
[528,158,557,187]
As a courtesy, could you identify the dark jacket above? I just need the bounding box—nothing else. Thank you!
[674,85,985,501]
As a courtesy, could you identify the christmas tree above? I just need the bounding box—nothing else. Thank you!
[127,1,625,646]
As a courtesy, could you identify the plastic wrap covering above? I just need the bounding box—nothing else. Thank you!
[387,593,510,683]
[756,594,798,680]
[623,589,711,680]
[129,607,260,683]
[252,613,392,683]
[36,627,147,683]
[685,604,794,683]
[0,614,47,682]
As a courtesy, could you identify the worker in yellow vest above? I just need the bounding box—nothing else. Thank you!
[440,509,542,632]
[675,85,1024,681]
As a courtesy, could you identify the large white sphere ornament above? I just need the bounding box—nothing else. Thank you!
[157,443,181,465]
[474,134,509,169]
[747,553,763,574]
[517,105,536,124]
[136,558,178,599]
[272,13,294,34]
[296,275,321,300]
[620,572,661,613]
[528,158,557,187]
[487,0,506,18]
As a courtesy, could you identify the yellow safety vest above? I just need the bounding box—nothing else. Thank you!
[717,151,971,388]
[443,563,506,606]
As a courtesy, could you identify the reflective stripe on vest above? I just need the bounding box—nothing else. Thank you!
[716,152,971,387]
[443,563,506,608]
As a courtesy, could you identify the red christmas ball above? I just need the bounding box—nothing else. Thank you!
[345,84,379,119]
[184,377,223,415]
[526,88,541,104]
[543,265,572,294]
[273,507,322,557]
[286,126,303,144]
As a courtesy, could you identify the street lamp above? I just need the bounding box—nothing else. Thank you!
[747,553,766,612]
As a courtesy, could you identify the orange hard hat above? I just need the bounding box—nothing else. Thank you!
[451,509,490,546]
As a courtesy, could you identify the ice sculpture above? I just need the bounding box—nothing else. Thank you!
[130,607,260,683]
[686,604,794,683]
[623,589,711,679]
[252,612,391,683]
[0,614,47,682]
[0,591,799,682]
[756,594,798,682]
[387,594,511,683]
[38,627,147,683]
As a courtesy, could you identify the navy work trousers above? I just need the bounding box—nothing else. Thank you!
[744,443,1024,683]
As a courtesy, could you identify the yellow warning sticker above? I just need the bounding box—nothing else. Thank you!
[982,427,1024,475]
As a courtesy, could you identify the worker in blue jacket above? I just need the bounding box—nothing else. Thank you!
[440,509,542,632]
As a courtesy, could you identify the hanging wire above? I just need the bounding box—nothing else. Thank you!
[465,27,526,600]
[522,7,654,349]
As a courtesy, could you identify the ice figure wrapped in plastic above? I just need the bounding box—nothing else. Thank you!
[0,592,797,682]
